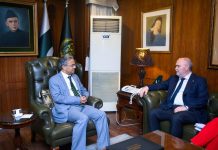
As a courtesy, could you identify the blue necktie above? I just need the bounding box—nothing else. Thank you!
[170,78,185,102]
[68,76,80,97]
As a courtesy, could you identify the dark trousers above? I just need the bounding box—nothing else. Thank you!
[149,107,197,138]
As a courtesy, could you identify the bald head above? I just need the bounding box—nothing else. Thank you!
[179,57,192,70]
[175,57,192,78]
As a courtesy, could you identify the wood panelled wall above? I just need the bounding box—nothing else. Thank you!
[118,0,218,90]
[0,0,217,113]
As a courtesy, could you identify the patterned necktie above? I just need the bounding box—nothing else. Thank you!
[68,76,80,97]
[170,78,185,102]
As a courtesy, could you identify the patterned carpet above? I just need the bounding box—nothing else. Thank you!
[86,133,133,150]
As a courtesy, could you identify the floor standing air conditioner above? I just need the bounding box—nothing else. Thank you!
[89,16,122,111]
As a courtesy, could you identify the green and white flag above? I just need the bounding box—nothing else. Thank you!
[39,0,53,57]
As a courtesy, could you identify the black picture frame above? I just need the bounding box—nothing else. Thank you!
[0,0,38,56]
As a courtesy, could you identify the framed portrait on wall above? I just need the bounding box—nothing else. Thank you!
[208,0,218,69]
[0,0,38,56]
[142,7,172,53]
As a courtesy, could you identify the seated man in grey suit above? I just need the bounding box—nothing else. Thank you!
[139,57,209,138]
[49,55,110,150]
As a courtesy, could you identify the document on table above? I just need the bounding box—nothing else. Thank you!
[21,114,33,118]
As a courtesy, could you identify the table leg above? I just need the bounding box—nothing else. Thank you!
[116,105,122,122]
[14,128,27,150]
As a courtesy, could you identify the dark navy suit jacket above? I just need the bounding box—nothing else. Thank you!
[148,73,209,123]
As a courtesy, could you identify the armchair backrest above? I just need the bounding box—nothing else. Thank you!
[25,56,83,104]
[152,75,163,84]
[207,93,218,120]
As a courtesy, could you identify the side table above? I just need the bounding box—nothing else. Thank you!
[116,91,143,129]
[0,110,36,150]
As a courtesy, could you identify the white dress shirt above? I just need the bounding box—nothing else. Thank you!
[173,72,192,106]
[61,71,78,96]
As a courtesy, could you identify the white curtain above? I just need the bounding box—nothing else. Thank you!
[86,0,119,16]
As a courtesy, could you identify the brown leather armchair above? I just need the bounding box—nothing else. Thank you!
[25,57,106,149]
[141,90,218,141]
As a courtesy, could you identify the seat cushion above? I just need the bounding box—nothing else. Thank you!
[182,124,197,141]
[160,121,170,133]
[50,120,96,140]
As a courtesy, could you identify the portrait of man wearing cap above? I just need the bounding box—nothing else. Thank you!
[0,9,29,47]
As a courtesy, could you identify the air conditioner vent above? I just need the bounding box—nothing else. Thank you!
[93,18,120,33]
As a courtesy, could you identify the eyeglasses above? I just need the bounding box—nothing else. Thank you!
[65,64,76,68]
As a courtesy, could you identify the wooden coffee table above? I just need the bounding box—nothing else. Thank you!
[143,130,202,150]
[0,111,36,150]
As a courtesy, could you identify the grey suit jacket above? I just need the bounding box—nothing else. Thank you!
[49,72,89,123]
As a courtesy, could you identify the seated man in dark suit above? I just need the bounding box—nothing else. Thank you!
[139,57,209,138]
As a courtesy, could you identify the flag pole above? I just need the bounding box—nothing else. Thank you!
[59,0,75,57]
[39,0,54,57]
